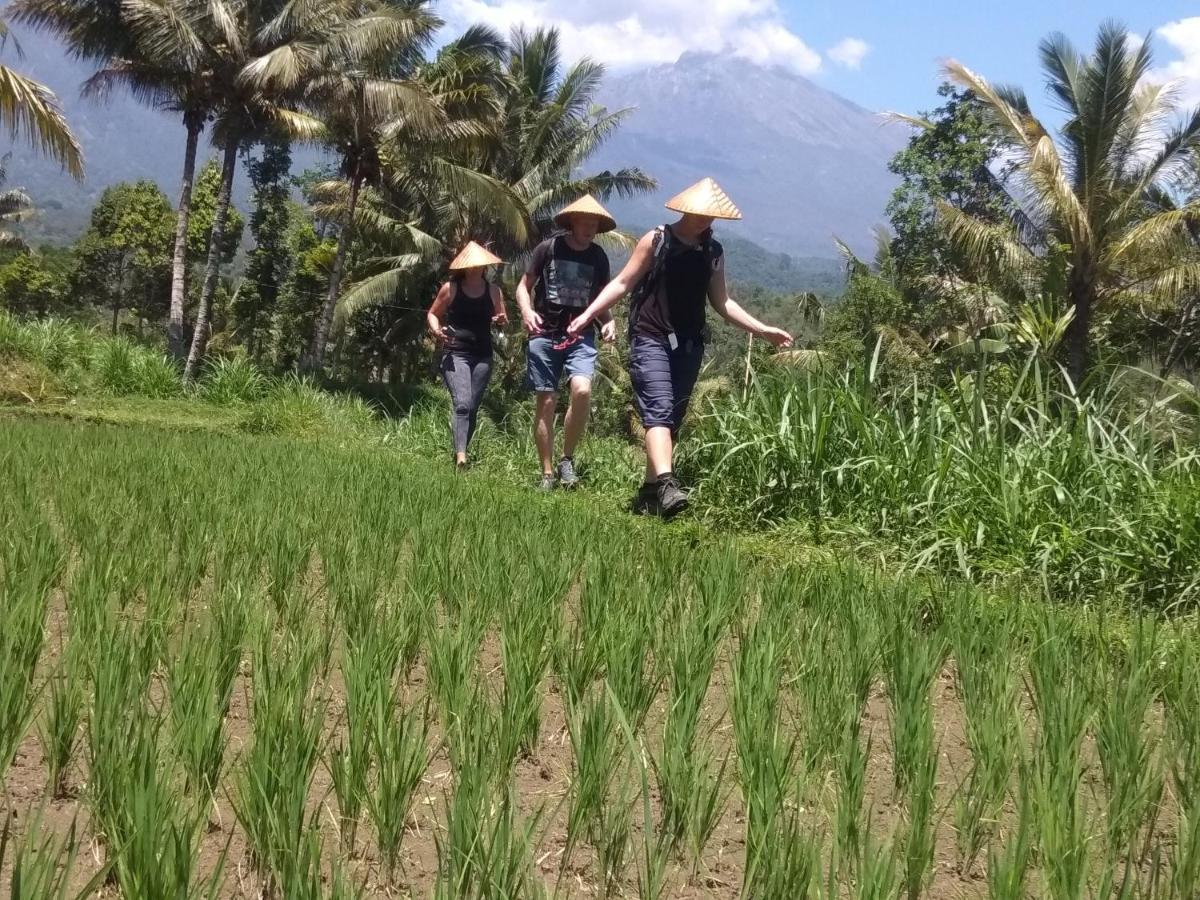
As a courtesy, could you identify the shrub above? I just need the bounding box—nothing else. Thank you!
[0,355,67,405]
[239,377,378,440]
[683,364,1200,607]
[91,339,182,399]
[199,357,271,406]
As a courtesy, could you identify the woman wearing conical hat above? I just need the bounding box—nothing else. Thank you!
[516,194,618,492]
[567,179,793,518]
[427,241,508,469]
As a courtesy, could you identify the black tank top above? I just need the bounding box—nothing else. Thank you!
[445,281,493,356]
[632,226,724,342]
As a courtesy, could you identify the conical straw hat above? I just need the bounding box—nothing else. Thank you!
[553,194,617,233]
[665,178,742,220]
[449,241,503,270]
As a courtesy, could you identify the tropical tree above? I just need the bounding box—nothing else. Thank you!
[300,0,445,373]
[13,0,225,356]
[0,156,34,246]
[939,21,1200,385]
[333,26,654,347]
[1152,154,1200,377]
[235,137,292,360]
[0,16,82,177]
[0,249,68,317]
[71,180,174,334]
[488,27,653,240]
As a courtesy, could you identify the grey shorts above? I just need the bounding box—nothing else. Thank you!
[526,332,598,393]
[629,334,705,434]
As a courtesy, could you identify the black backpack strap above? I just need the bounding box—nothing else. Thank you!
[628,226,671,336]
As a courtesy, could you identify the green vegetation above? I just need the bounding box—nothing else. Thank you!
[1,14,1198,894]
[0,415,1198,897]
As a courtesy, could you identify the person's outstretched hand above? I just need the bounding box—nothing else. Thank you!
[600,319,617,343]
[759,326,794,348]
[492,310,509,328]
[567,313,592,339]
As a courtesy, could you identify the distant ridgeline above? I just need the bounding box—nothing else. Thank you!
[604,227,845,297]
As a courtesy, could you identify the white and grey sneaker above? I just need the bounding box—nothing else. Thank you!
[557,457,580,489]
[537,473,556,493]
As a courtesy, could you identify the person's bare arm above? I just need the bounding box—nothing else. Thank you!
[426,283,453,342]
[567,231,657,338]
[490,283,508,326]
[707,262,793,347]
[515,272,542,335]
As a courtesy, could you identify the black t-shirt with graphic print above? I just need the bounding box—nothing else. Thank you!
[528,236,611,336]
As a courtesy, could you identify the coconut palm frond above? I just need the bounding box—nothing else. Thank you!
[1038,31,1085,120]
[1107,204,1200,266]
[883,111,934,130]
[120,0,206,66]
[268,105,325,142]
[326,4,440,67]
[335,260,425,325]
[938,200,1036,280]
[238,41,321,92]
[0,63,83,177]
[942,58,1044,155]
[431,158,531,246]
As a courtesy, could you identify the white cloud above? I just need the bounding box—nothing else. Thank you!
[1150,17,1200,106]
[827,37,870,70]
[442,0,823,75]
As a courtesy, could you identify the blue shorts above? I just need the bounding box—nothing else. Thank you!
[629,334,705,434]
[526,332,598,393]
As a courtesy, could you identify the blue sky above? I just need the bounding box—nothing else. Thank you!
[792,1,1200,113]
[443,0,1200,115]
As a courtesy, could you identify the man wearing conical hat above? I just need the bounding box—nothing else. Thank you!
[567,179,793,518]
[516,194,618,492]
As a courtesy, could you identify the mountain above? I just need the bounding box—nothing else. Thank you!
[591,52,909,259]
[2,33,903,266]
[1,29,189,241]
[0,29,325,244]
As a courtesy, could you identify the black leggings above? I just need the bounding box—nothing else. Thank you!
[441,353,493,455]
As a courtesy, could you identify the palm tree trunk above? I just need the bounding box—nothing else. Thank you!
[184,138,238,383]
[1065,272,1094,389]
[168,114,203,360]
[305,167,362,374]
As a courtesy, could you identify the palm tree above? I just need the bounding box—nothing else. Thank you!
[95,1,216,359]
[12,0,210,357]
[333,25,653,332]
[300,0,445,373]
[1153,155,1200,378]
[491,27,654,243]
[179,0,329,382]
[939,21,1200,385]
[0,16,82,177]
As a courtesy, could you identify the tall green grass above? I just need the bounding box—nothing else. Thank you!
[686,363,1200,608]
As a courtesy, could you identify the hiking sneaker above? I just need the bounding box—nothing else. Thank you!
[656,474,689,520]
[537,473,556,493]
[631,483,660,516]
[557,457,580,489]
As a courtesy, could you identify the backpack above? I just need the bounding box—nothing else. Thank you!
[628,225,719,337]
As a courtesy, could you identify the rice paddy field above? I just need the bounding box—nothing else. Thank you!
[4,416,1200,899]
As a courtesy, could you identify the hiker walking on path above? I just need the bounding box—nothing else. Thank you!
[567,179,793,518]
[427,242,508,470]
[516,195,618,491]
